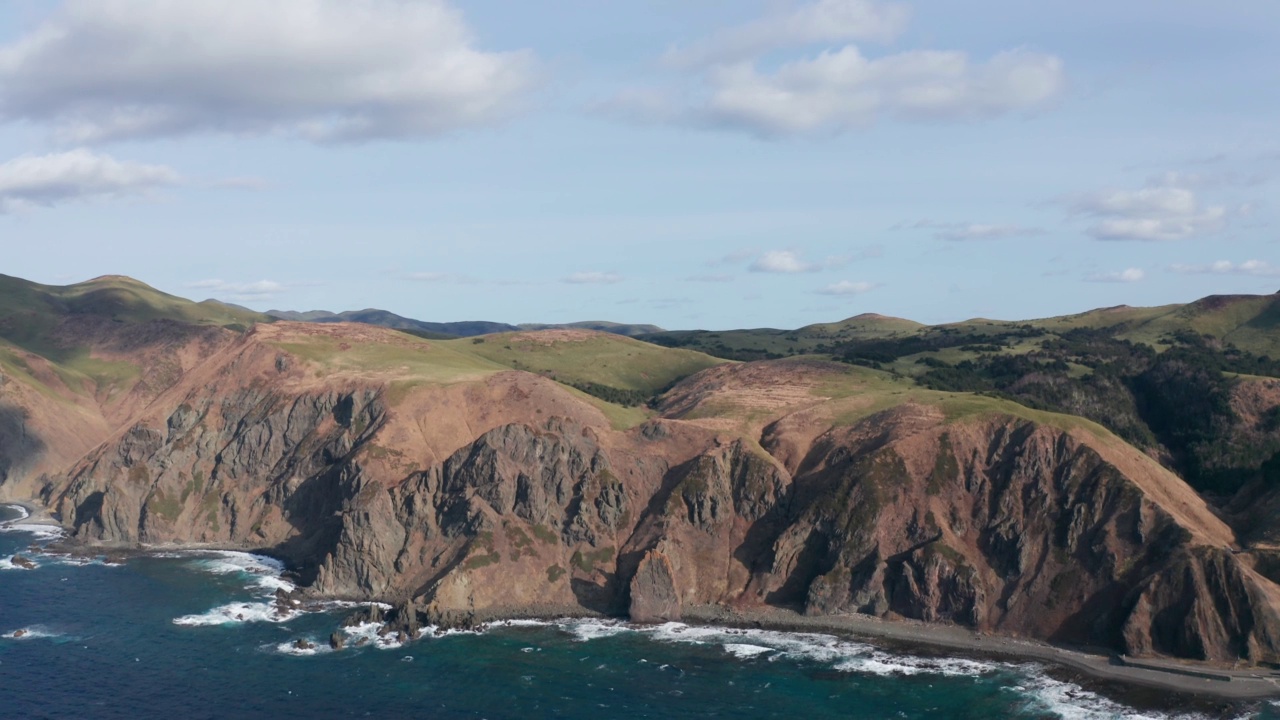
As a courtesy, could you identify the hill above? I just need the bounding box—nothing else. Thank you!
[2,273,1280,669]
[265,308,663,339]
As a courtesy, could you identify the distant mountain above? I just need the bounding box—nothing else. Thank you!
[516,321,664,337]
[642,294,1280,361]
[264,308,663,338]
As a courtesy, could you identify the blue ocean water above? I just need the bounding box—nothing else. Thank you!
[1,505,1275,720]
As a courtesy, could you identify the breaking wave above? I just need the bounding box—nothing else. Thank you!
[536,620,1218,720]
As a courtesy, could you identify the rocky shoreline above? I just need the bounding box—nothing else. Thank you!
[7,502,1280,703]
[305,592,1280,703]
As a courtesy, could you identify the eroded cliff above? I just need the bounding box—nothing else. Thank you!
[10,316,1280,666]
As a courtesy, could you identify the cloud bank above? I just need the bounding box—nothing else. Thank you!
[606,0,1064,137]
[0,149,179,212]
[1070,179,1227,241]
[0,0,537,143]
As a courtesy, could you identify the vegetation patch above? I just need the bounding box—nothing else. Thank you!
[928,434,959,495]
[570,546,615,574]
[464,551,501,570]
[531,524,558,544]
[147,491,182,523]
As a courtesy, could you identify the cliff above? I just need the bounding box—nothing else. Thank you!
[3,276,1280,666]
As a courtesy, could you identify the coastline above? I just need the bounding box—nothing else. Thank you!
[5,502,1278,703]
[678,605,1280,702]
[428,600,1280,703]
[380,606,1280,703]
[0,500,59,526]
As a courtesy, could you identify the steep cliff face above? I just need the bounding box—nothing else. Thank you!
[9,313,1280,666]
[44,330,386,575]
[297,397,1280,663]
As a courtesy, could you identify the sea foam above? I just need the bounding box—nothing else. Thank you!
[540,619,1222,719]
[1011,668,1223,720]
[173,601,300,627]
[0,555,37,571]
[187,551,295,593]
[171,551,301,627]
[3,626,62,640]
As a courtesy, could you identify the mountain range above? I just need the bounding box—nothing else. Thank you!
[2,272,1279,668]
[262,308,663,339]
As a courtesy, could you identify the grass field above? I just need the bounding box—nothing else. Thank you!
[463,331,723,395]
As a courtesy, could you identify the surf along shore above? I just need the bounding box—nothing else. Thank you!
[5,502,1279,704]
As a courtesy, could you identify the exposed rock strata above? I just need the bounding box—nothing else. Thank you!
[11,328,1280,665]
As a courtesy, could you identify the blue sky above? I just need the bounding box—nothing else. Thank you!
[0,0,1277,329]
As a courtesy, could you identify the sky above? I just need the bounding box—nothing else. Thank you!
[0,0,1277,329]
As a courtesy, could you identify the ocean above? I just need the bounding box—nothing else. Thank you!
[1,505,1275,720]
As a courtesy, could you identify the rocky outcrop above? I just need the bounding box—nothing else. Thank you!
[43,332,387,576]
[629,550,680,622]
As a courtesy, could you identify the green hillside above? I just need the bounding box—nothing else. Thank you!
[0,275,270,395]
[464,331,724,405]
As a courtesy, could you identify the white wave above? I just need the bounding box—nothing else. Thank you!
[272,639,333,657]
[48,554,124,568]
[493,619,552,628]
[835,649,998,677]
[1,504,30,521]
[340,621,413,650]
[173,601,300,627]
[187,551,295,593]
[1012,667,1215,720]
[559,619,633,642]
[554,620,1008,681]
[723,643,772,658]
[647,622,871,667]
[0,555,37,571]
[3,626,61,640]
[0,522,66,540]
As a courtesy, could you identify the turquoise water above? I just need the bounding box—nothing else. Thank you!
[1,505,1274,720]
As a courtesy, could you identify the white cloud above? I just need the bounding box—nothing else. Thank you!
[0,0,536,143]
[606,0,1064,138]
[563,271,623,285]
[664,0,909,68]
[1170,259,1280,277]
[817,280,878,295]
[0,148,179,212]
[700,47,1064,136]
[1085,268,1145,283]
[916,221,1043,241]
[188,278,285,300]
[750,250,820,273]
[1070,180,1227,241]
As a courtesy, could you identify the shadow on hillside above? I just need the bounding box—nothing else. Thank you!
[0,403,44,487]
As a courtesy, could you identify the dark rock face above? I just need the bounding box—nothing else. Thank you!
[310,412,1280,665]
[1120,546,1280,662]
[49,382,384,576]
[629,550,680,622]
[0,404,44,489]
